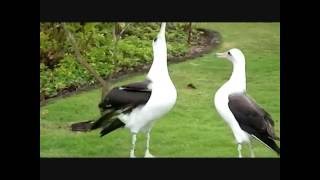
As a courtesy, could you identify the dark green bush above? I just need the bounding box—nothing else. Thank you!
[40,22,201,99]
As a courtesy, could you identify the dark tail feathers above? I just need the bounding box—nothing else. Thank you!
[70,108,126,136]
[71,120,93,132]
[253,134,280,156]
[269,141,280,156]
[100,119,125,137]
[70,109,116,132]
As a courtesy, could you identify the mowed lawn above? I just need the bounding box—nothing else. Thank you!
[40,23,280,158]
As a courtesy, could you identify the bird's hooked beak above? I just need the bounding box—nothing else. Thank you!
[160,23,166,34]
[157,22,166,38]
[216,51,228,59]
[153,23,166,46]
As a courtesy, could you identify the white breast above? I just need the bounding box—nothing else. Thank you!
[119,81,177,134]
[214,83,250,143]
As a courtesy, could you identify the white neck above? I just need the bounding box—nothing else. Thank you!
[147,23,171,82]
[147,47,169,81]
[227,60,246,92]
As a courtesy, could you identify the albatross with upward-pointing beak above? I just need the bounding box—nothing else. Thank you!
[71,23,177,158]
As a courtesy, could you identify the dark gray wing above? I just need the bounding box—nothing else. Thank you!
[91,79,152,136]
[72,79,152,136]
[119,79,152,92]
[99,79,152,111]
[228,93,280,155]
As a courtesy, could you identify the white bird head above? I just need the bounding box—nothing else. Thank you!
[152,23,166,53]
[216,48,245,64]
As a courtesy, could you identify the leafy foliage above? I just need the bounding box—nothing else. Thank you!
[40,23,201,99]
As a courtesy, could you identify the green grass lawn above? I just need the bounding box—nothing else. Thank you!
[40,23,280,158]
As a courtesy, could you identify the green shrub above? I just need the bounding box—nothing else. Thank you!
[40,23,201,98]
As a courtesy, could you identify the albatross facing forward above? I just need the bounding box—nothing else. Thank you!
[214,48,280,157]
[71,23,177,158]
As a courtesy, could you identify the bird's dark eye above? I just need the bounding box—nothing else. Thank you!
[228,51,231,56]
[153,37,158,42]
